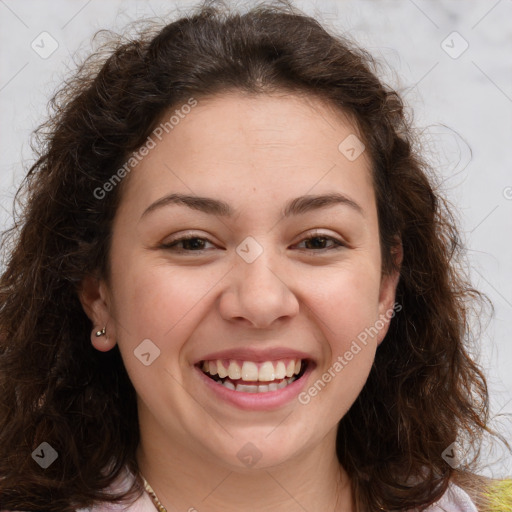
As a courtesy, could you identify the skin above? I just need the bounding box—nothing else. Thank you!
[80,91,401,511]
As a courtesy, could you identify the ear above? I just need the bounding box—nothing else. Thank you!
[78,275,117,352]
[376,239,403,345]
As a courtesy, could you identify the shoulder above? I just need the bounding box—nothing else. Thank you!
[84,469,154,512]
[1,468,153,512]
[423,478,512,512]
[423,481,478,511]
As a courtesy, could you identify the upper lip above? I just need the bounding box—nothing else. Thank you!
[194,347,314,365]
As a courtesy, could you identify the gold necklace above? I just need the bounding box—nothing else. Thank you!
[142,475,168,512]
[142,473,348,511]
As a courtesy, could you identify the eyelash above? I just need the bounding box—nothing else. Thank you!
[160,232,346,253]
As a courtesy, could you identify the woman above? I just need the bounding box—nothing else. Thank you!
[0,1,510,511]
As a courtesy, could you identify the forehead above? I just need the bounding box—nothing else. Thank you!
[117,91,375,220]
[166,91,365,164]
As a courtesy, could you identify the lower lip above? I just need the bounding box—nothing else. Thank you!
[194,363,314,411]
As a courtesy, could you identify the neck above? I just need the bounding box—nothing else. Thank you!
[136,406,353,511]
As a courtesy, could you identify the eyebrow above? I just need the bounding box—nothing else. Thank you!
[140,192,364,220]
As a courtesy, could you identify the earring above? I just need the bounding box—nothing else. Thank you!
[95,327,106,337]
[91,325,116,352]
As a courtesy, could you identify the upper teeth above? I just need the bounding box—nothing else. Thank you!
[201,359,302,381]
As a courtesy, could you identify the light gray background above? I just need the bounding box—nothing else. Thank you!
[1,0,511,476]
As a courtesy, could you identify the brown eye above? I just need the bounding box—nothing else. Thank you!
[295,235,345,251]
[161,236,214,252]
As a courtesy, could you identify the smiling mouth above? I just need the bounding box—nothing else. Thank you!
[197,358,309,393]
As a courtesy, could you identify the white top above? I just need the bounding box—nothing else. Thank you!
[1,476,478,512]
[82,470,478,512]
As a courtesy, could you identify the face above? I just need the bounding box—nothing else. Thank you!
[81,91,400,471]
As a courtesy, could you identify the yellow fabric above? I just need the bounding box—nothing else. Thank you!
[483,479,512,511]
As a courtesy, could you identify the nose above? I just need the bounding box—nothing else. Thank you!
[218,246,300,328]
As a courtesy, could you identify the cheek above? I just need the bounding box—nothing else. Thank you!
[112,260,221,347]
[308,264,382,344]
[301,271,379,415]
[303,262,382,404]
[110,262,213,396]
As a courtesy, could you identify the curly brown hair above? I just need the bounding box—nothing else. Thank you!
[0,1,504,510]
